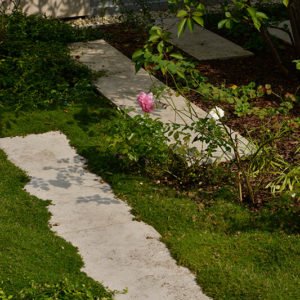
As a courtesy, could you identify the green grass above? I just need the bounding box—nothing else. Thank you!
[0,11,299,300]
[0,142,112,298]
[1,100,299,300]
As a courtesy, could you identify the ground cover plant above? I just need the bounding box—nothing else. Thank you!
[0,7,299,300]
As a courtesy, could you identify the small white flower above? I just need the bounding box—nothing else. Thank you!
[208,106,225,120]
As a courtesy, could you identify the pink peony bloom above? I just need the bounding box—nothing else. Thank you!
[137,91,155,113]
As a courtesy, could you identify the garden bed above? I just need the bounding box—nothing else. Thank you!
[99,14,299,203]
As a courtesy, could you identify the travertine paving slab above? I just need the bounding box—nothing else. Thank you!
[157,18,253,60]
[268,20,293,44]
[70,39,251,160]
[0,132,210,300]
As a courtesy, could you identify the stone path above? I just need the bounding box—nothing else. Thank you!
[157,18,253,60]
[268,20,293,45]
[0,132,210,300]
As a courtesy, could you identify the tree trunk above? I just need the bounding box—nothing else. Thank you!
[288,0,300,57]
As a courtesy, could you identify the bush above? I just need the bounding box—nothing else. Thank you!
[0,12,98,111]
[106,113,170,172]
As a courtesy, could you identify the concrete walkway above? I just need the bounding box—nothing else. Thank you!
[268,20,293,45]
[157,18,253,61]
[0,132,210,300]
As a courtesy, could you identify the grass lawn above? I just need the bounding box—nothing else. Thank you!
[0,11,299,300]
[1,99,299,299]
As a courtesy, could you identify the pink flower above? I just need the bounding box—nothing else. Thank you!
[137,92,155,113]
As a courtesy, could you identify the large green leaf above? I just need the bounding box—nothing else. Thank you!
[177,18,187,37]
[177,9,188,18]
[187,18,194,32]
[192,16,204,27]
[132,49,144,60]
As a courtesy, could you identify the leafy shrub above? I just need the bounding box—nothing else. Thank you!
[3,11,77,44]
[0,41,93,110]
[106,112,170,171]
[2,11,104,44]
[0,12,100,111]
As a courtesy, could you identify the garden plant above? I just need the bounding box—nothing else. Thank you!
[0,1,299,300]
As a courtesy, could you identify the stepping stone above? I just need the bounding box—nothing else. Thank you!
[157,18,253,60]
[70,40,251,161]
[0,132,210,300]
[268,20,293,44]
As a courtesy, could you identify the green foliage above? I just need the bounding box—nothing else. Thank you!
[106,112,170,170]
[247,121,298,195]
[3,11,77,44]
[0,279,112,300]
[0,12,97,111]
[167,0,206,36]
[0,288,13,300]
[132,25,205,87]
[218,0,268,31]
[0,42,93,110]
[294,59,300,70]
[17,279,111,300]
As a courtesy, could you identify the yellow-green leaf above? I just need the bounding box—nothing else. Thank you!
[178,18,187,37]
[177,9,188,18]
[187,18,194,32]
[192,16,204,27]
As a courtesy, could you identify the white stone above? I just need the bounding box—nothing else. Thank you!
[268,20,293,45]
[157,18,253,60]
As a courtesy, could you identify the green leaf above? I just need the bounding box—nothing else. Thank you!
[148,34,160,43]
[218,19,228,29]
[192,16,204,27]
[132,49,144,60]
[187,18,194,32]
[225,19,232,29]
[177,18,187,37]
[157,41,164,53]
[283,0,289,7]
[256,11,268,20]
[247,7,257,19]
[253,18,261,31]
[170,53,184,60]
[196,3,205,11]
[177,9,188,18]
[193,11,204,17]
[293,59,300,70]
[135,61,143,73]
[176,70,186,79]
[167,62,177,74]
[247,7,261,30]
[225,11,231,18]
[149,26,162,34]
